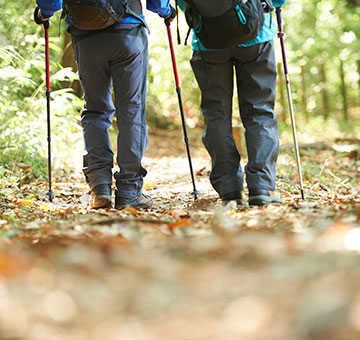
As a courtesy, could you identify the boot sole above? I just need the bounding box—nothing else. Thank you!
[90,197,112,209]
[249,195,282,207]
[115,202,153,210]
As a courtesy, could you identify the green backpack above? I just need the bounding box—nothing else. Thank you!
[183,0,273,49]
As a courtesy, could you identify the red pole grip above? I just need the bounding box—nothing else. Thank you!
[166,25,180,89]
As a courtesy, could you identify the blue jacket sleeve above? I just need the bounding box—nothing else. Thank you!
[272,0,286,7]
[146,0,171,18]
[36,0,63,18]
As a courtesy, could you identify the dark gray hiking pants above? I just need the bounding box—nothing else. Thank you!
[190,40,279,198]
[72,25,148,200]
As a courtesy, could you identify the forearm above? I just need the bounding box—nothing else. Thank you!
[146,0,171,17]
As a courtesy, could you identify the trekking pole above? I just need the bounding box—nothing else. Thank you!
[34,8,55,202]
[276,7,305,200]
[165,22,199,200]
[44,21,55,202]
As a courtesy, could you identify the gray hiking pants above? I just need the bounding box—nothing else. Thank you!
[190,40,279,198]
[72,25,148,200]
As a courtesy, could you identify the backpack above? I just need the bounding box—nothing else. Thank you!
[62,0,143,31]
[183,0,273,49]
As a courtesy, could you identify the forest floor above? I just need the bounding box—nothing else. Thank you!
[0,128,360,340]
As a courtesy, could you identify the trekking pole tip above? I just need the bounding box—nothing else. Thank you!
[301,189,305,200]
[47,190,55,202]
[192,190,200,200]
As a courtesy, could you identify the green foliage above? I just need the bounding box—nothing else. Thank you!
[0,2,82,185]
[147,4,360,133]
[282,0,360,121]
[0,1,359,189]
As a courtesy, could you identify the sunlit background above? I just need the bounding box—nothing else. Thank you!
[0,2,360,339]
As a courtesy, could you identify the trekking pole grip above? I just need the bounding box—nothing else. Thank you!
[164,5,177,27]
[166,25,180,89]
[275,6,282,31]
[276,7,289,77]
[34,7,49,28]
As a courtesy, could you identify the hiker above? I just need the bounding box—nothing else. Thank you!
[178,0,286,206]
[34,0,176,209]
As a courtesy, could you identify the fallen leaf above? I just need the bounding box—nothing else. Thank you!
[0,250,30,278]
[123,206,139,216]
[168,219,191,230]
[168,209,189,219]
[143,182,157,190]
[17,200,34,207]
[18,163,31,170]
[191,199,214,210]
[356,207,360,220]
[38,203,54,212]
[196,167,208,176]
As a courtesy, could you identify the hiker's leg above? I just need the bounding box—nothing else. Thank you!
[111,26,149,200]
[190,50,243,198]
[234,41,279,193]
[72,34,115,190]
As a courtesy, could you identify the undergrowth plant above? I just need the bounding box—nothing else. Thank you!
[0,3,83,192]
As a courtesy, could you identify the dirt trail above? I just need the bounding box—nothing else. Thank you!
[0,129,360,339]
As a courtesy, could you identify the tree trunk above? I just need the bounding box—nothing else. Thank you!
[319,62,330,120]
[61,32,82,98]
[277,62,287,124]
[339,60,349,122]
[346,0,360,7]
[300,64,308,121]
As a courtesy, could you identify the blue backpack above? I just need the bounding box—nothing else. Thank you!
[183,0,273,49]
[62,0,142,30]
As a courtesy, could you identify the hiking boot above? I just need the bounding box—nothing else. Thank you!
[221,191,248,208]
[90,184,112,209]
[248,190,282,207]
[115,192,153,210]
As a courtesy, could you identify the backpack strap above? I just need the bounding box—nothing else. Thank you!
[261,0,274,27]
[182,0,200,46]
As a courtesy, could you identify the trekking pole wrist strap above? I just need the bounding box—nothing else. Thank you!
[34,7,49,28]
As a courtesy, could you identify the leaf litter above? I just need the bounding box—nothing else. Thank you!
[0,133,359,339]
